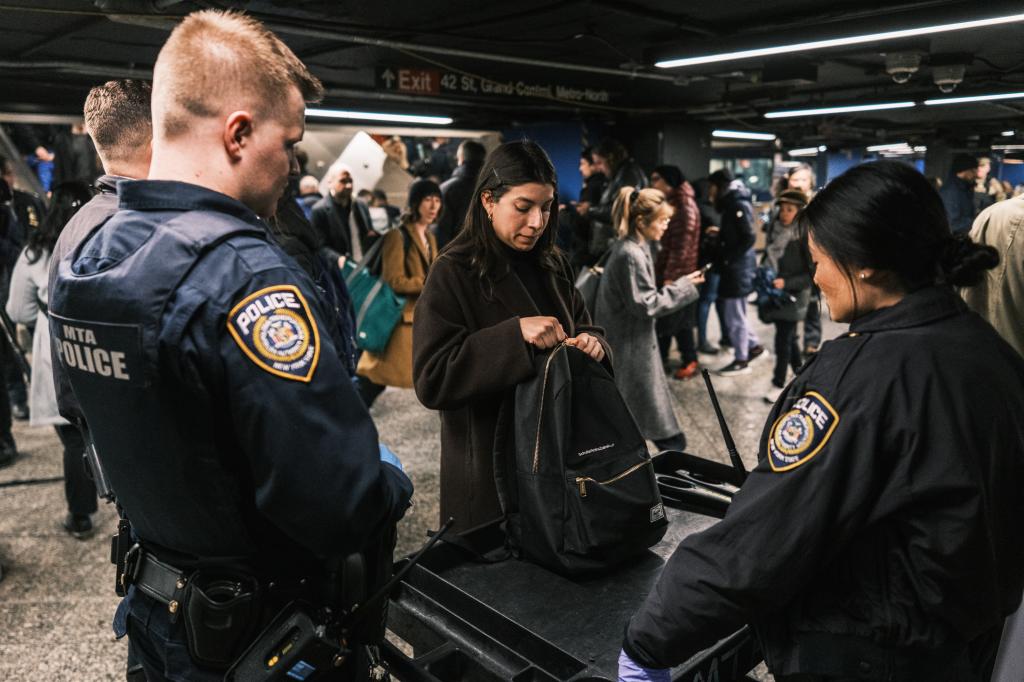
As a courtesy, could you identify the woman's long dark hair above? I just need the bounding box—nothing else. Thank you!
[799,160,998,293]
[444,140,562,290]
[26,181,94,264]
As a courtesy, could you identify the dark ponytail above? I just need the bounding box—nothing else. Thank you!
[940,231,999,287]
[800,160,999,291]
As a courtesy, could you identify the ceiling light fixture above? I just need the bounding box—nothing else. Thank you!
[787,147,820,156]
[655,13,1024,68]
[1001,130,1015,136]
[924,91,1024,106]
[866,142,911,152]
[712,129,777,141]
[765,101,916,118]
[305,108,454,125]
[991,144,1024,151]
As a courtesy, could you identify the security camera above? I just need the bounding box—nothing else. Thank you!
[933,64,966,94]
[884,52,921,84]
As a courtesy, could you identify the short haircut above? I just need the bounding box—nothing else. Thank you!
[458,140,487,166]
[298,175,319,194]
[152,10,323,138]
[371,189,389,203]
[83,79,152,165]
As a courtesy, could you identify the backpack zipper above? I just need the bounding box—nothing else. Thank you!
[532,341,568,473]
[575,460,648,497]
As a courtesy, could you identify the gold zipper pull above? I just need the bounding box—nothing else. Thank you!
[577,478,587,497]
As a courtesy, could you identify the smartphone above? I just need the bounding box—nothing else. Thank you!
[701,262,713,273]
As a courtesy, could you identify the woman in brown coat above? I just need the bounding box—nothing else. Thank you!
[356,180,441,407]
[413,141,611,532]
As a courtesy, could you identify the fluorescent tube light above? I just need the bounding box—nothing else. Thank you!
[765,101,916,118]
[712,129,776,141]
[924,92,1024,106]
[787,147,820,156]
[866,142,910,152]
[991,144,1024,151]
[913,146,928,152]
[656,13,1024,68]
[1002,130,1015,136]
[818,145,828,152]
[305,108,454,125]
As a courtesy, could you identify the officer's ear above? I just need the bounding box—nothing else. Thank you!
[223,111,255,162]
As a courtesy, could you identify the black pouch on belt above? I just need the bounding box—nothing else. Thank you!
[182,570,263,669]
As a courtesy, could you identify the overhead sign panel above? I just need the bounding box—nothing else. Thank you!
[376,66,611,104]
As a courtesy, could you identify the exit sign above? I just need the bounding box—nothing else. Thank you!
[377,68,441,96]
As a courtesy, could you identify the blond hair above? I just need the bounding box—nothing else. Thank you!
[612,186,672,239]
[83,79,152,166]
[152,10,323,139]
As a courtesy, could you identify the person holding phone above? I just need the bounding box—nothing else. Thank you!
[594,186,704,453]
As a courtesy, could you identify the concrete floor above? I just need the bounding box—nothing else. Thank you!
[0,304,841,681]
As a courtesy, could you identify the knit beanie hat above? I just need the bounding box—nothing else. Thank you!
[776,189,808,208]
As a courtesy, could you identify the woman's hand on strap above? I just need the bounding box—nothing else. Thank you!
[566,332,606,362]
[520,316,567,350]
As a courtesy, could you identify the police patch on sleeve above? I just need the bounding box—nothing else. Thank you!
[227,285,320,382]
[768,391,839,472]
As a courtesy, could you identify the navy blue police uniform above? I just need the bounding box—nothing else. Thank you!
[49,180,412,681]
[624,285,1024,681]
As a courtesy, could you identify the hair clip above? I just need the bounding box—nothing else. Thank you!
[629,189,640,204]
[492,168,502,184]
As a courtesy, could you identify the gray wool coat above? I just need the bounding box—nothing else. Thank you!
[594,238,699,441]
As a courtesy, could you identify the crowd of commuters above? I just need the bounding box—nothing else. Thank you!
[8,107,1021,506]
[939,152,1024,233]
[2,19,1022,675]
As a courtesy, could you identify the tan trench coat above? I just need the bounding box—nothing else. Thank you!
[357,222,437,387]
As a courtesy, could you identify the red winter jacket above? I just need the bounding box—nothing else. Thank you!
[655,181,700,282]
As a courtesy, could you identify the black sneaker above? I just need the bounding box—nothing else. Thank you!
[11,403,28,421]
[716,360,751,376]
[698,343,720,355]
[748,344,766,362]
[63,513,94,540]
[0,440,16,469]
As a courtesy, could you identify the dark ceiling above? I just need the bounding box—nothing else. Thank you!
[2,0,1024,148]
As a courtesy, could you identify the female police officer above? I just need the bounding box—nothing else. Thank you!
[618,161,1024,681]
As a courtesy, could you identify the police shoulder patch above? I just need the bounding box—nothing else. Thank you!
[767,391,839,472]
[227,285,320,382]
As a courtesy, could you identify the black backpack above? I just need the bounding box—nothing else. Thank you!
[493,342,668,576]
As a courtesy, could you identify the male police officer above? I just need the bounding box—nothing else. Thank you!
[46,78,152,543]
[49,11,412,680]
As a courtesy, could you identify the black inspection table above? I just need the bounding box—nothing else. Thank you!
[383,502,761,682]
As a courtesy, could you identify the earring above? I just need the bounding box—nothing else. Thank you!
[859,272,867,280]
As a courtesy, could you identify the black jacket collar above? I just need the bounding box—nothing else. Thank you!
[850,285,966,334]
